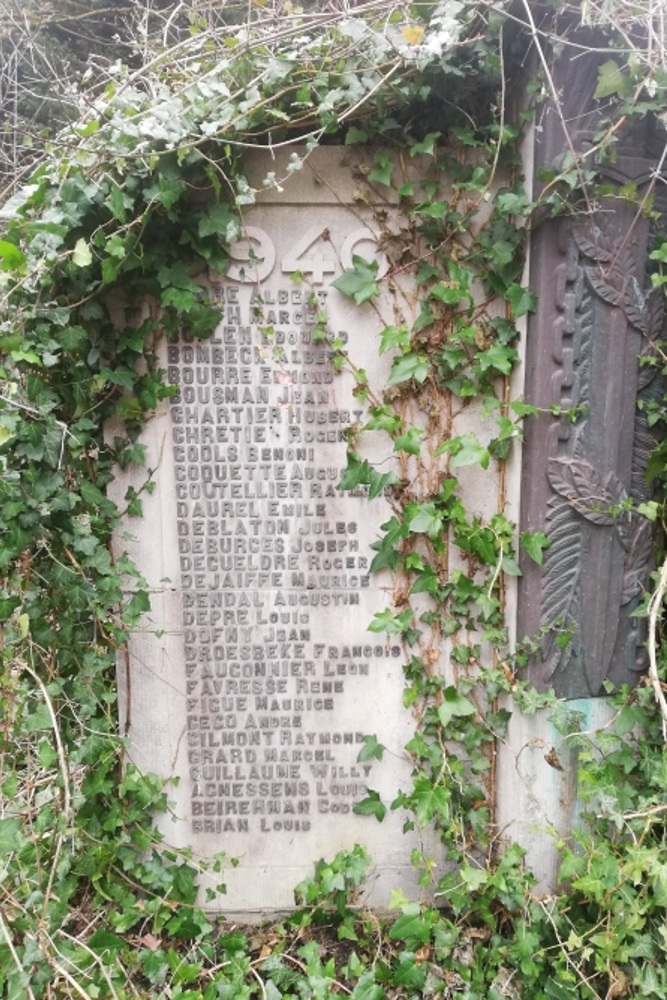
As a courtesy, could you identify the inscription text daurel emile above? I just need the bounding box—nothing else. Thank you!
[167,226,399,836]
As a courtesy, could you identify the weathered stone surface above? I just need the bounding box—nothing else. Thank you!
[111,148,430,916]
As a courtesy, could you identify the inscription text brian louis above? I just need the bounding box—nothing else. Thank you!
[167,229,399,835]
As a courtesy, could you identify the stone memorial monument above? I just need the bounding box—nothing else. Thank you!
[112,148,434,916]
[113,50,666,905]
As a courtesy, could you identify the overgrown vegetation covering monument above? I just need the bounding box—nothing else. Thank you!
[0,1,666,997]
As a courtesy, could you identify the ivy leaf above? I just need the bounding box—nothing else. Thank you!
[461,865,488,890]
[510,400,539,418]
[87,929,125,955]
[0,333,21,353]
[475,343,516,376]
[332,256,380,305]
[100,366,136,389]
[452,126,481,146]
[379,324,410,354]
[337,456,360,489]
[0,240,26,271]
[389,906,434,947]
[12,348,41,365]
[107,182,130,222]
[368,152,394,187]
[351,974,385,1000]
[0,595,20,618]
[338,453,397,499]
[505,284,537,318]
[345,125,369,146]
[125,590,150,622]
[357,735,386,762]
[0,817,25,854]
[161,285,196,310]
[0,424,14,448]
[87,545,113,576]
[157,174,185,210]
[430,282,468,306]
[59,325,88,351]
[520,530,550,564]
[394,427,423,456]
[495,189,531,216]
[80,479,118,516]
[438,687,476,728]
[198,202,237,237]
[74,118,100,138]
[410,131,441,156]
[387,353,430,386]
[101,258,119,284]
[353,789,386,822]
[368,469,397,499]
[364,407,401,434]
[454,441,491,470]
[415,200,446,220]
[411,776,449,826]
[116,396,144,421]
[106,233,129,259]
[369,516,407,573]
[501,554,522,576]
[368,608,411,635]
[594,59,632,100]
[544,981,575,1000]
[410,567,440,596]
[408,502,442,538]
[439,434,490,470]
[72,238,93,267]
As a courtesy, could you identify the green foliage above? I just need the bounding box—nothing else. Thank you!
[333,256,381,305]
[0,0,666,996]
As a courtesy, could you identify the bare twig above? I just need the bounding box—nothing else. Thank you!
[647,552,667,742]
[58,930,122,1000]
[623,802,667,820]
[0,910,38,1000]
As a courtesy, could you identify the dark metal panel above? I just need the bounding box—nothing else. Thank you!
[518,39,664,698]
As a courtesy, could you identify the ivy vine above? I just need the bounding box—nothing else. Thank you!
[0,1,666,998]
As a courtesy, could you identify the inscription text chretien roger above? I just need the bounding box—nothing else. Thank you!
[167,230,400,836]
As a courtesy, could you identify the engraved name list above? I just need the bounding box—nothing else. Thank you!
[117,150,431,913]
[167,228,400,839]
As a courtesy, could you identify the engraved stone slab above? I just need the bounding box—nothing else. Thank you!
[111,148,430,916]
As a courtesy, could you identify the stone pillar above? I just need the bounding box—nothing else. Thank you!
[498,35,665,886]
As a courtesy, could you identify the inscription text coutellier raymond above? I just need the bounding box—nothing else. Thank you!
[167,225,399,836]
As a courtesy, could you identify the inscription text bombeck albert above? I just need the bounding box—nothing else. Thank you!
[168,223,399,838]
